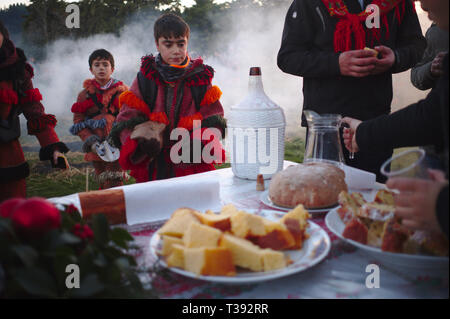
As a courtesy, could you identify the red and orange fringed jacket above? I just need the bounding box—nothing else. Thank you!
[109,55,227,183]
[70,78,128,162]
[0,39,68,183]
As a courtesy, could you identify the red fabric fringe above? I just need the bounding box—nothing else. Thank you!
[20,88,42,104]
[0,88,18,105]
[27,114,57,135]
[71,95,101,113]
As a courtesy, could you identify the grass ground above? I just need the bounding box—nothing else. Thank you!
[24,139,415,199]
[25,138,306,199]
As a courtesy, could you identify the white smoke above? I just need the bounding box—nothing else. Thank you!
[27,3,432,142]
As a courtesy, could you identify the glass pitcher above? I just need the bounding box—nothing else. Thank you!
[304,111,345,168]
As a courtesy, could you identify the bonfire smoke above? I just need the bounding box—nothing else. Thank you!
[23,3,431,142]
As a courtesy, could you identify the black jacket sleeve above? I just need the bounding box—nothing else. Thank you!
[355,87,444,152]
[277,0,341,78]
[392,0,427,73]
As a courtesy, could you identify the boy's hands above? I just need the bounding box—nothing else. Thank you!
[130,121,166,164]
[431,52,447,77]
[339,49,378,77]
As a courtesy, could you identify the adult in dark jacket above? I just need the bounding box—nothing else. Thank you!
[278,0,426,182]
[411,23,448,170]
[342,0,449,238]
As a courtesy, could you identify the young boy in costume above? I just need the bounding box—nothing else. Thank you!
[0,21,69,202]
[70,49,128,189]
[109,13,226,182]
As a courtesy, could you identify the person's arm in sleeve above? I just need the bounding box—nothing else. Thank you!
[392,0,427,73]
[277,0,341,78]
[355,85,443,152]
[411,26,438,90]
[20,64,69,163]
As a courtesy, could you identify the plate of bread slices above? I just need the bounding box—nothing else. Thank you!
[325,189,449,272]
[150,204,331,284]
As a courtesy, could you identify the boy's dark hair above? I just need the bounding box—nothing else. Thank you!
[154,13,190,42]
[88,49,114,69]
[0,20,10,40]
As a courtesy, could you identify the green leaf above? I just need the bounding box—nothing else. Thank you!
[15,268,58,298]
[68,274,105,298]
[92,215,109,246]
[110,227,134,248]
[10,245,39,267]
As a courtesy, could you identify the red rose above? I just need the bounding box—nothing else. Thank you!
[0,198,26,218]
[11,197,61,236]
[72,223,94,241]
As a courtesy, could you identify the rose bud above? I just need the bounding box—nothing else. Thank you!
[11,197,61,236]
[0,198,26,218]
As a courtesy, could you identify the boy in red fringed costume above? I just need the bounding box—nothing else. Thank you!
[109,13,226,183]
[0,21,69,203]
[70,49,128,189]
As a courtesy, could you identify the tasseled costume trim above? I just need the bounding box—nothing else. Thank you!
[70,118,107,135]
[178,112,203,131]
[27,114,57,135]
[200,85,222,106]
[71,94,101,113]
[0,88,18,105]
[19,88,42,104]
[119,90,169,125]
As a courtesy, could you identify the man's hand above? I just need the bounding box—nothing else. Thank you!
[339,50,378,77]
[431,52,447,77]
[386,171,448,233]
[341,117,362,153]
[0,32,4,48]
[370,45,396,75]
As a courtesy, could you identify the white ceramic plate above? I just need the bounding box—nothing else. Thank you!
[149,209,331,284]
[325,207,449,272]
[259,190,338,214]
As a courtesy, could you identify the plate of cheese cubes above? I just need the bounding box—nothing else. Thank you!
[149,204,330,284]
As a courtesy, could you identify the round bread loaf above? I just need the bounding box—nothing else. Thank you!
[268,162,348,209]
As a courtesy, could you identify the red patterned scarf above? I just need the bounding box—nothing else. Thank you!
[321,0,412,52]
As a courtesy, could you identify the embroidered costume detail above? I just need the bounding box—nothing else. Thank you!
[321,0,407,52]
[19,88,42,104]
[185,64,214,87]
[178,112,203,131]
[69,118,107,135]
[200,86,222,106]
[0,88,18,105]
[119,90,170,125]
[27,114,57,135]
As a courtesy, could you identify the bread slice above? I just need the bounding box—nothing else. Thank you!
[183,222,223,248]
[230,211,266,238]
[249,219,295,250]
[261,249,287,271]
[183,247,236,276]
[220,234,265,272]
[280,205,310,249]
[193,211,231,232]
[157,208,200,238]
[166,244,185,268]
[220,203,239,216]
[161,235,184,256]
[374,189,395,206]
